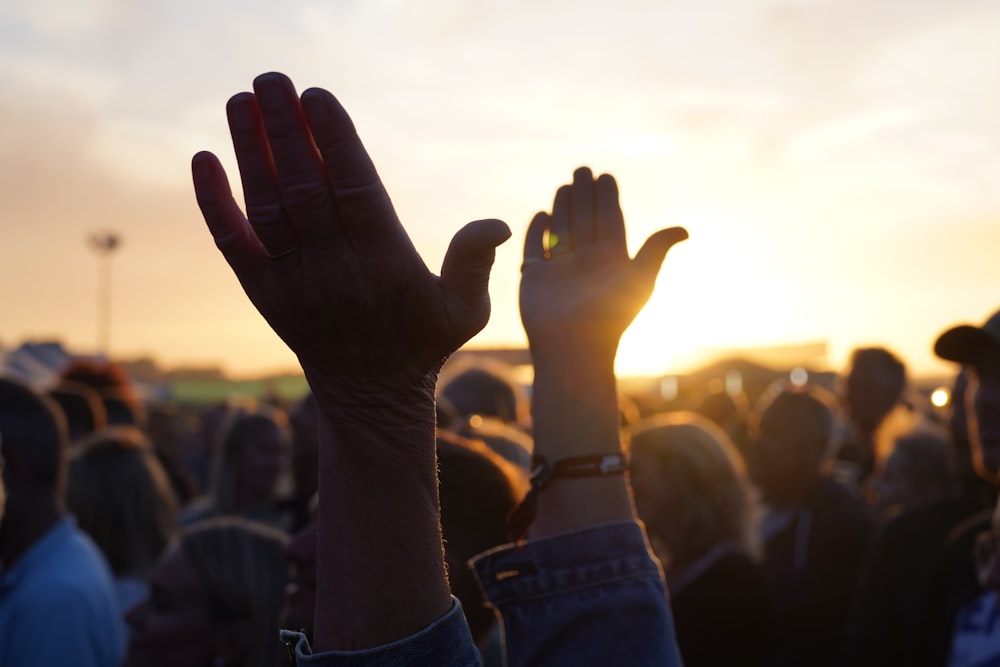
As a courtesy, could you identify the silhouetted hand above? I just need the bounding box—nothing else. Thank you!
[520,167,687,361]
[192,73,510,400]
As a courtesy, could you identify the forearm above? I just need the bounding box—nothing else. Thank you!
[309,373,453,652]
[528,343,634,538]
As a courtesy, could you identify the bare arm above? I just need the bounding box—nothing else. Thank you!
[193,72,509,651]
[519,167,687,537]
[468,168,687,667]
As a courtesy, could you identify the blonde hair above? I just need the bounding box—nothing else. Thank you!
[630,412,760,565]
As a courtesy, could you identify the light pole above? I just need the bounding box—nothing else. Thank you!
[87,231,122,357]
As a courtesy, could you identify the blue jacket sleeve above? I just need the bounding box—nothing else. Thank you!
[472,521,683,667]
[282,598,482,667]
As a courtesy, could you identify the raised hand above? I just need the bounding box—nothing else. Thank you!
[194,73,511,651]
[192,72,510,400]
[520,167,688,538]
[519,167,687,362]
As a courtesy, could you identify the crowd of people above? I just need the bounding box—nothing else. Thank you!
[1,71,999,666]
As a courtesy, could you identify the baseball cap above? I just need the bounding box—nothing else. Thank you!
[934,309,1000,364]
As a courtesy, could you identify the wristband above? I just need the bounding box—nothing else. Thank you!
[506,453,628,543]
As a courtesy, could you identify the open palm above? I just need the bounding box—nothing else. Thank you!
[193,73,510,396]
[520,167,687,358]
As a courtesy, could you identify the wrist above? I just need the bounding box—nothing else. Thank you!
[508,453,629,541]
[306,367,439,470]
[529,340,617,376]
[304,365,438,418]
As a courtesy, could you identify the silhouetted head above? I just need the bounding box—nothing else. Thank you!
[439,360,529,428]
[935,309,1000,484]
[211,404,291,514]
[629,411,759,573]
[437,431,527,645]
[453,414,534,472]
[124,518,289,667]
[59,358,144,426]
[0,377,68,522]
[695,387,750,438]
[67,426,178,578]
[48,380,107,443]
[871,425,956,516]
[746,384,839,507]
[843,347,906,434]
[103,389,144,427]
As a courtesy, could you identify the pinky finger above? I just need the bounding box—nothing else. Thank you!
[192,151,268,284]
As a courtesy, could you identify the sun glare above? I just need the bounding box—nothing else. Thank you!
[613,206,775,378]
[931,388,950,408]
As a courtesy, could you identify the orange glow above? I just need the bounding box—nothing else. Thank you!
[931,388,950,408]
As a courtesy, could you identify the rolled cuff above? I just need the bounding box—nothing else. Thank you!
[281,597,481,667]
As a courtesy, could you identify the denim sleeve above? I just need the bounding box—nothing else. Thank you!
[282,598,482,667]
[471,521,683,667]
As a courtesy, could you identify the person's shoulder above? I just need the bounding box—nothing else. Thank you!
[880,495,982,551]
[942,509,992,556]
[712,549,765,576]
[815,476,875,522]
[675,548,768,611]
[0,582,126,667]
[16,525,119,611]
[21,520,109,578]
[15,576,105,613]
[699,550,768,598]
[178,496,218,525]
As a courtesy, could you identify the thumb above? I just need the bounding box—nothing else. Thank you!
[632,226,689,286]
[440,218,512,308]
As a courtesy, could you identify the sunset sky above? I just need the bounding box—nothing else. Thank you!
[2,0,1000,379]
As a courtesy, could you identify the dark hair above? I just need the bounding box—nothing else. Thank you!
[0,376,68,491]
[436,431,527,642]
[439,360,529,427]
[48,381,107,442]
[887,427,957,498]
[59,358,134,394]
[67,426,178,577]
[437,431,526,557]
[59,359,145,426]
[695,388,749,432]
[210,404,289,514]
[102,389,143,427]
[180,519,289,667]
[751,383,839,459]
[851,347,907,397]
[455,414,534,471]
